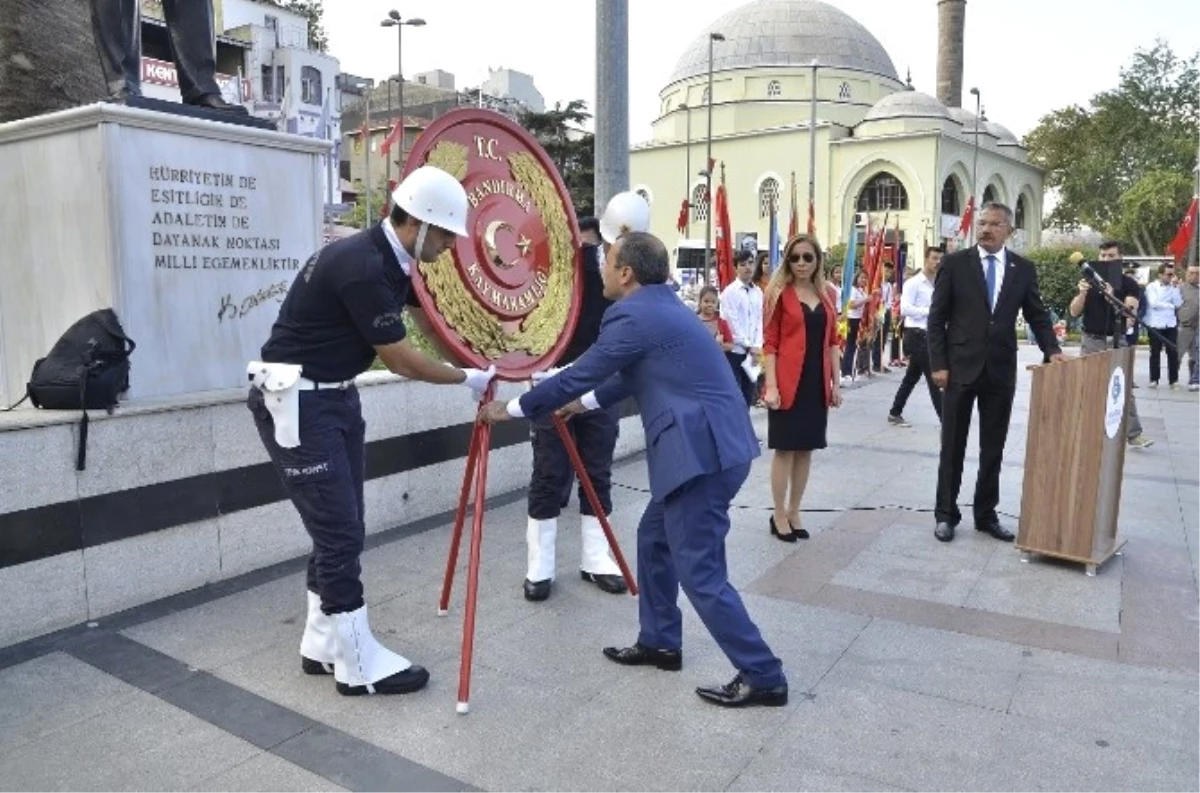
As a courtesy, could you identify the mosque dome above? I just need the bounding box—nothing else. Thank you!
[667,0,899,85]
[862,90,950,121]
[986,121,1021,145]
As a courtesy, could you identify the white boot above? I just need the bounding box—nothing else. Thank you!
[332,604,428,695]
[299,591,336,675]
[524,517,557,601]
[526,517,558,583]
[580,515,622,576]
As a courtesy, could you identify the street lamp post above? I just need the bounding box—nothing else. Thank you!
[679,102,691,238]
[381,12,426,209]
[1190,152,1200,268]
[969,86,980,245]
[807,58,819,237]
[704,32,724,274]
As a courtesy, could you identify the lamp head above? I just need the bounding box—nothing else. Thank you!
[388,9,401,20]
[710,32,725,41]
[380,19,395,26]
[408,17,426,26]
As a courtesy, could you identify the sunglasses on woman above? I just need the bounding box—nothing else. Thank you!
[788,251,816,264]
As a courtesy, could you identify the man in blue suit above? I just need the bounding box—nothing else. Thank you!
[482,231,787,708]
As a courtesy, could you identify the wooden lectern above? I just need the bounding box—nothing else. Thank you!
[1016,347,1132,575]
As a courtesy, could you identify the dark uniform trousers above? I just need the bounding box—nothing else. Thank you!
[890,328,943,419]
[724,352,758,408]
[249,387,366,614]
[935,367,1014,527]
[636,462,785,690]
[528,405,619,519]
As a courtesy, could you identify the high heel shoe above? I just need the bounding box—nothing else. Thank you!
[787,516,810,540]
[769,516,798,543]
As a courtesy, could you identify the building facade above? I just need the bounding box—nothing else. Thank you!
[630,0,1044,269]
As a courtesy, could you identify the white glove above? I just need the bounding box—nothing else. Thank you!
[460,365,496,400]
[530,365,568,384]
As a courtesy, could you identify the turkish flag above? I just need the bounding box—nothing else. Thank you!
[715,179,735,290]
[958,195,975,238]
[380,118,403,156]
[806,197,816,237]
[676,198,690,234]
[1166,197,1198,261]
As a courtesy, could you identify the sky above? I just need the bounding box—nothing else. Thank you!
[323,0,1199,142]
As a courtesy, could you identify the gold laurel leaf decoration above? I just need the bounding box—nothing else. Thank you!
[425,140,469,181]
[419,140,507,359]
[506,151,574,355]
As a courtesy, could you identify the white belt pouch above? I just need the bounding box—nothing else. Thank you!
[247,361,303,448]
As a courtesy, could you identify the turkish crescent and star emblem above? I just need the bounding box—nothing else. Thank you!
[403,108,583,381]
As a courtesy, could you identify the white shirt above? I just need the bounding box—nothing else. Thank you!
[381,219,414,276]
[977,245,1006,311]
[719,279,763,354]
[1144,280,1183,329]
[847,286,867,319]
[900,271,935,330]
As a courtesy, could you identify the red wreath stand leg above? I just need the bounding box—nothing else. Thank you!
[438,389,636,714]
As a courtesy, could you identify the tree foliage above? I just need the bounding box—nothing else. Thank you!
[1025,41,1198,255]
[1024,245,1100,322]
[270,0,328,52]
[517,100,595,217]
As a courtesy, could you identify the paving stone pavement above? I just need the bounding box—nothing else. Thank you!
[1,347,1196,791]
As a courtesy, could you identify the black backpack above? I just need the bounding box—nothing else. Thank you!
[5,309,136,470]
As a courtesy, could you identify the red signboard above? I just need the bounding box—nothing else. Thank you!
[141,57,253,100]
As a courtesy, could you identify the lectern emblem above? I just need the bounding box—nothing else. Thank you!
[402,109,583,381]
[1104,367,1125,440]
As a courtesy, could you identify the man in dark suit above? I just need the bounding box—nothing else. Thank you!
[928,202,1065,543]
[482,231,787,709]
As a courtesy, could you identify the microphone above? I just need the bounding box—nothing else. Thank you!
[1079,261,1110,291]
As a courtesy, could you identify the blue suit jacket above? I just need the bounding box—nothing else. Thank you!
[519,284,760,502]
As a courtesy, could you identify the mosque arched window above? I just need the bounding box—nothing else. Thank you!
[856,172,909,212]
[692,183,709,221]
[1015,194,1028,229]
[757,177,780,218]
[767,80,782,98]
[983,185,997,205]
[941,176,960,215]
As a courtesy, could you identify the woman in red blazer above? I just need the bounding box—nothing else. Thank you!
[762,234,843,542]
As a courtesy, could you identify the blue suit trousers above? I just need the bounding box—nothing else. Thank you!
[635,462,785,689]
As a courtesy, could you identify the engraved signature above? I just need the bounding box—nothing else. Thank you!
[218,280,288,323]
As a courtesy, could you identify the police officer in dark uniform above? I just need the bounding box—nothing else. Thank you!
[248,166,495,696]
[521,192,650,601]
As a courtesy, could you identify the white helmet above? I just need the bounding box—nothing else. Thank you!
[392,166,469,237]
[599,191,651,244]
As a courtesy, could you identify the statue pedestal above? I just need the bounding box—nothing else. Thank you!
[0,102,330,404]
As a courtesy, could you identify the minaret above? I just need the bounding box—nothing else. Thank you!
[936,0,966,108]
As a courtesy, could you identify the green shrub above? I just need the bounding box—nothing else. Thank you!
[1024,245,1097,323]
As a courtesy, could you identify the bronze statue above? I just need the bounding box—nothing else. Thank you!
[89,0,245,112]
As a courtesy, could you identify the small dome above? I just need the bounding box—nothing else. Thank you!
[863,90,949,121]
[948,106,992,134]
[986,121,1021,145]
[668,0,899,85]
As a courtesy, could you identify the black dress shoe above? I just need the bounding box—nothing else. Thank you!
[934,522,956,542]
[186,93,250,114]
[336,664,429,696]
[301,656,333,675]
[523,578,551,601]
[770,516,798,543]
[602,642,682,671]
[696,674,788,708]
[976,521,1015,542]
[580,571,627,594]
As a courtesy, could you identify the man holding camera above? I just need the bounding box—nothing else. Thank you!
[1067,241,1153,448]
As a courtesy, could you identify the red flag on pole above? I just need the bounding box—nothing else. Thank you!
[806,197,816,237]
[715,163,735,290]
[958,195,975,238]
[1166,197,1198,262]
[788,172,799,238]
[676,198,689,234]
[380,118,403,156]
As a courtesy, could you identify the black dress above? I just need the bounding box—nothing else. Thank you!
[767,301,828,451]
